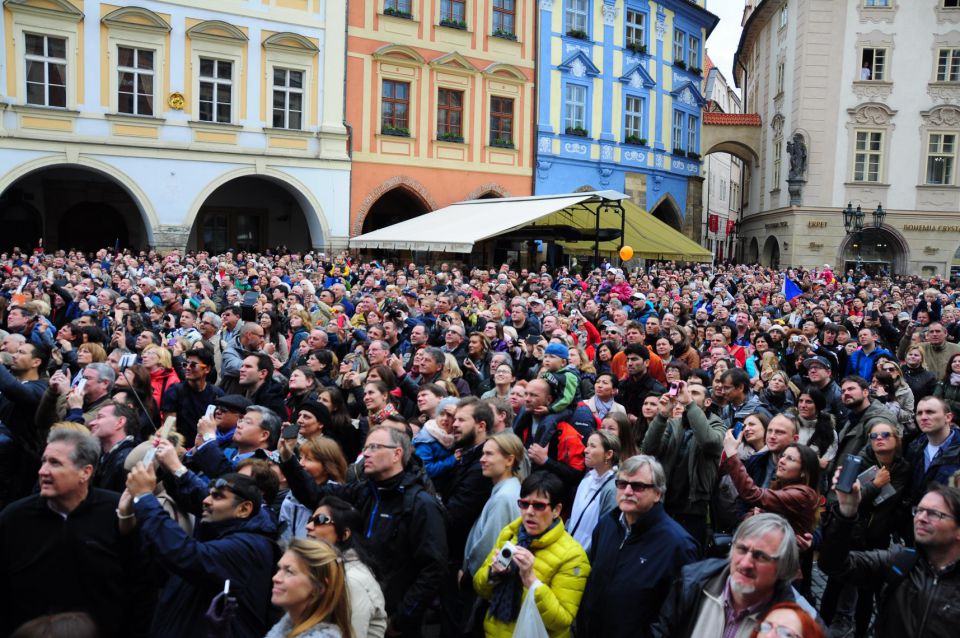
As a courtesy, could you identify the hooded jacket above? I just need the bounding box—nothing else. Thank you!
[133,494,279,638]
[577,504,698,638]
[280,458,448,629]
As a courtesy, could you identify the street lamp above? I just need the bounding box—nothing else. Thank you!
[841,202,885,273]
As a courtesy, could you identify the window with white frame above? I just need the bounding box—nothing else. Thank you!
[441,0,466,23]
[776,61,785,94]
[385,0,412,15]
[779,5,788,28]
[687,114,697,154]
[945,0,960,7]
[864,0,890,6]
[117,46,154,116]
[937,48,960,82]
[25,33,66,108]
[198,58,233,123]
[272,68,303,129]
[720,179,727,201]
[688,35,699,68]
[927,132,956,185]
[673,28,684,63]
[564,83,587,131]
[853,130,883,182]
[860,48,887,81]
[626,10,645,48]
[672,110,683,151]
[624,96,644,139]
[773,132,783,187]
[565,0,588,34]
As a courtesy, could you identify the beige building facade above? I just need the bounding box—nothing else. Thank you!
[730,0,960,277]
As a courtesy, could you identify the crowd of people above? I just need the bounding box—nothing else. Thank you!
[0,244,959,638]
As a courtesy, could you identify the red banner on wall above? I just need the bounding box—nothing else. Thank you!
[708,214,719,234]
[725,219,736,236]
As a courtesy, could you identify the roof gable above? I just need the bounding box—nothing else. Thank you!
[558,51,600,78]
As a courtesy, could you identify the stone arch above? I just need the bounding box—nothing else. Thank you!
[186,20,248,43]
[465,183,511,200]
[101,6,171,32]
[373,44,425,63]
[746,236,760,263]
[183,167,330,248]
[702,140,758,167]
[761,236,780,268]
[482,62,527,81]
[353,176,438,236]
[649,193,683,231]
[836,223,910,275]
[0,155,158,245]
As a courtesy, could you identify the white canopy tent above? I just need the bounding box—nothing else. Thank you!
[349,191,626,252]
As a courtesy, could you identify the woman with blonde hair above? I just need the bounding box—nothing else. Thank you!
[289,309,314,357]
[267,538,352,638]
[141,344,177,407]
[901,344,937,405]
[442,353,472,396]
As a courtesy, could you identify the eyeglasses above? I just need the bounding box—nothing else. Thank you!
[912,506,955,522]
[869,431,893,440]
[732,543,779,565]
[758,622,801,638]
[184,361,206,368]
[517,499,552,512]
[310,513,335,526]
[615,480,657,492]
[362,443,399,454]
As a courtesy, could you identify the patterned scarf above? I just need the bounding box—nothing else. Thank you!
[368,403,398,426]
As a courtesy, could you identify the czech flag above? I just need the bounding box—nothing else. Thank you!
[782,276,803,302]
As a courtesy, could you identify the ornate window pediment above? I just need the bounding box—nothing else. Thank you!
[102,7,170,33]
[558,51,600,78]
[187,20,248,44]
[3,0,83,21]
[430,51,478,73]
[848,102,897,125]
[921,104,960,127]
[619,62,655,89]
[263,32,318,53]
[373,44,425,64]
[670,81,705,109]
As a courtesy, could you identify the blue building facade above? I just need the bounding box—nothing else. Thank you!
[535,0,718,233]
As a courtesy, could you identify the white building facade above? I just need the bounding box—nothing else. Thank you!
[701,57,744,262]
[0,0,350,253]
[734,0,960,276]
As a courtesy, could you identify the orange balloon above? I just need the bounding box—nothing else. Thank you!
[619,245,634,261]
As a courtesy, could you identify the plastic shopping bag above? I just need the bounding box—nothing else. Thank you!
[513,581,549,638]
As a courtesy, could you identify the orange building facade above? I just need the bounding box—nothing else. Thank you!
[347,1,535,236]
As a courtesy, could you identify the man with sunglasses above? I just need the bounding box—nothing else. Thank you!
[577,455,698,637]
[652,513,815,638]
[820,480,960,637]
[160,348,223,444]
[120,465,278,638]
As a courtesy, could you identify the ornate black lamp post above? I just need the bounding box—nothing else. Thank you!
[842,202,885,272]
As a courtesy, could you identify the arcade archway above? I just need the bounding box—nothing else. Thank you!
[761,236,780,269]
[187,176,319,253]
[0,165,148,252]
[838,225,909,275]
[361,186,431,234]
[650,196,683,231]
[746,237,759,263]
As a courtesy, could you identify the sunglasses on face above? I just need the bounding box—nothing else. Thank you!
[517,499,551,512]
[615,479,657,492]
[310,513,335,526]
[869,431,893,440]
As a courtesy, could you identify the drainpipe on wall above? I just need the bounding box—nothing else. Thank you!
[342,0,353,255]
[531,4,539,197]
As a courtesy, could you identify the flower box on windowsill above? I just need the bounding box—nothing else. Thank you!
[687,151,701,161]
[491,29,518,41]
[625,42,647,55]
[382,7,413,19]
[673,59,687,70]
[437,132,464,143]
[490,138,514,149]
[439,19,467,30]
[688,66,703,76]
[565,127,589,137]
[624,135,647,146]
[382,125,410,137]
[672,148,686,156]
[566,29,590,41]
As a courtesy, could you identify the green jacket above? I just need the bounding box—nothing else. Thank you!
[641,403,726,516]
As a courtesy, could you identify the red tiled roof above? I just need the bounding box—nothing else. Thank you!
[703,54,715,78]
[703,112,761,126]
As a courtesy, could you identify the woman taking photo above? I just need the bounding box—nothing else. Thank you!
[279,436,347,540]
[260,311,290,364]
[473,472,590,638]
[795,392,838,471]
[568,431,620,552]
[714,412,769,533]
[267,538,352,638]
[307,497,388,638]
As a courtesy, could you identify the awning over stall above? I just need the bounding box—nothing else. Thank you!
[348,191,712,262]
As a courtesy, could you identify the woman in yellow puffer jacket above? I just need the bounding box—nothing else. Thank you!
[473,473,590,638]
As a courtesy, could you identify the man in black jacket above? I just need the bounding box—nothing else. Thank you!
[278,425,447,637]
[0,429,148,637]
[89,401,138,493]
[819,480,960,637]
[577,455,699,637]
[619,344,666,418]
[440,397,493,636]
[0,341,49,506]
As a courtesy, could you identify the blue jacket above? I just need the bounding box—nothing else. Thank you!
[577,504,699,638]
[412,424,456,479]
[846,346,893,381]
[133,493,279,638]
